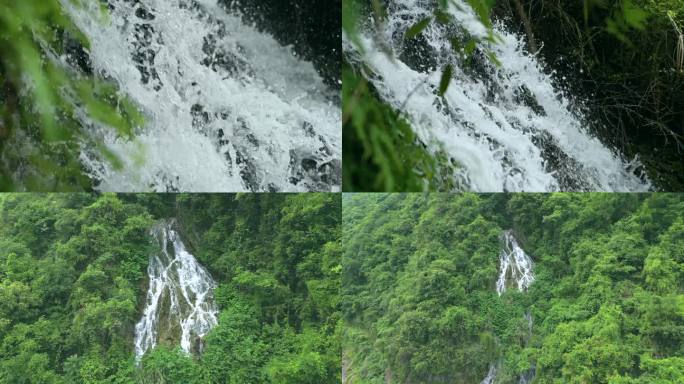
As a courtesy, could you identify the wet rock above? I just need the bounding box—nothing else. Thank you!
[532,132,591,191]
[234,117,258,149]
[62,33,93,74]
[131,19,163,90]
[301,157,317,172]
[245,133,258,147]
[217,128,228,145]
[135,5,155,20]
[514,86,546,116]
[400,33,438,73]
[302,121,315,137]
[235,150,259,191]
[201,30,251,76]
[190,104,210,128]
[287,149,340,190]
[149,172,181,192]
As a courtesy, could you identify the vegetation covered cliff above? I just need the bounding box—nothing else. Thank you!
[0,193,341,383]
[343,193,684,383]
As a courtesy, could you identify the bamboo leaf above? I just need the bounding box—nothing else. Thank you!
[405,17,432,40]
[439,64,453,96]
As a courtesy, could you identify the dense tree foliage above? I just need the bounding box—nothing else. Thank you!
[0,193,341,383]
[343,193,684,383]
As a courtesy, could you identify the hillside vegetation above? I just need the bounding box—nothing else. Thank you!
[0,193,341,383]
[343,193,684,383]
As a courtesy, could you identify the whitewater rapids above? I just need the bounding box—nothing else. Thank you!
[63,0,340,192]
[344,0,652,192]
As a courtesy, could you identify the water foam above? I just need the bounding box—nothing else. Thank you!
[63,0,340,192]
[345,0,651,192]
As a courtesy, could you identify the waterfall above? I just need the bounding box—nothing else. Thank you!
[496,230,535,295]
[344,0,651,192]
[517,311,536,384]
[519,365,536,384]
[134,220,218,360]
[62,0,340,192]
[482,231,536,383]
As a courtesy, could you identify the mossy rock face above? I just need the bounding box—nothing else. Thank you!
[156,289,182,348]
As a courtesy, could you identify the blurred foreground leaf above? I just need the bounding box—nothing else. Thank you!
[0,0,144,191]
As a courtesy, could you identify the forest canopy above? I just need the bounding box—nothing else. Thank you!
[342,193,684,383]
[0,193,341,383]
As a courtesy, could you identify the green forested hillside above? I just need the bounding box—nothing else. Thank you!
[0,193,341,383]
[342,194,684,383]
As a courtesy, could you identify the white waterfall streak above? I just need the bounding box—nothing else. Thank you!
[345,0,651,192]
[496,231,535,295]
[134,220,218,360]
[481,365,498,384]
[483,230,536,383]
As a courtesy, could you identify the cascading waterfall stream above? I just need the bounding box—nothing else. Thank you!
[62,0,340,192]
[481,231,535,383]
[344,0,652,192]
[496,230,535,295]
[134,220,218,360]
[517,310,536,384]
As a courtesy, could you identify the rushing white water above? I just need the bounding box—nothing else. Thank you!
[345,0,651,192]
[134,220,218,360]
[62,0,340,192]
[496,230,534,295]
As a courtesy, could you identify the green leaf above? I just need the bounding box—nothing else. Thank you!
[434,10,452,25]
[405,17,432,40]
[486,50,501,67]
[622,0,648,30]
[438,64,453,96]
[466,0,494,28]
